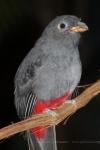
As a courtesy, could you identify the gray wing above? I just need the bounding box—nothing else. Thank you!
[14,67,35,119]
[14,85,37,119]
[14,47,43,118]
[14,51,37,118]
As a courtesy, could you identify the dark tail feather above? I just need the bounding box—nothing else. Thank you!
[27,126,57,150]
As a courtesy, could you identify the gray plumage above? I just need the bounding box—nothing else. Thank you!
[14,15,87,150]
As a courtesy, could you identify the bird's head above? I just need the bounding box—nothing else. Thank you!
[43,15,88,44]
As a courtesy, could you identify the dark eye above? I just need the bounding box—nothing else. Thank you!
[60,23,66,29]
[57,22,68,31]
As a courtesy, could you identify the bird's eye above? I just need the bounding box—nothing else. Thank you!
[57,22,68,31]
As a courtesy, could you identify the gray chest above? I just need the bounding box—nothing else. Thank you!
[32,52,82,100]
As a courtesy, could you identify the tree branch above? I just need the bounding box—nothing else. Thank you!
[0,80,100,140]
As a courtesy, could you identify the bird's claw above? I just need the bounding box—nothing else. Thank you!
[44,108,57,117]
[65,99,76,104]
[65,99,77,110]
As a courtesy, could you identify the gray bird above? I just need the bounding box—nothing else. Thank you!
[14,15,88,150]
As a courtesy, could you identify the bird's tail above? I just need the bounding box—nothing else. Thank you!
[26,126,57,150]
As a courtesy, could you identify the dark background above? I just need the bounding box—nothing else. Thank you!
[0,0,100,150]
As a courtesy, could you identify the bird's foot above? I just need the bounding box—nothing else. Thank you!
[63,99,77,125]
[65,99,76,104]
[64,99,77,109]
[44,108,57,117]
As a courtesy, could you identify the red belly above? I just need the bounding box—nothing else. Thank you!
[31,91,71,139]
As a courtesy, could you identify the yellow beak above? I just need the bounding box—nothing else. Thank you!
[70,21,88,33]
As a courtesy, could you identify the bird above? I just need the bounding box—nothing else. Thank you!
[14,15,88,150]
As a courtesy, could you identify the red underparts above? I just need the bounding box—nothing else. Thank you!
[31,91,71,139]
